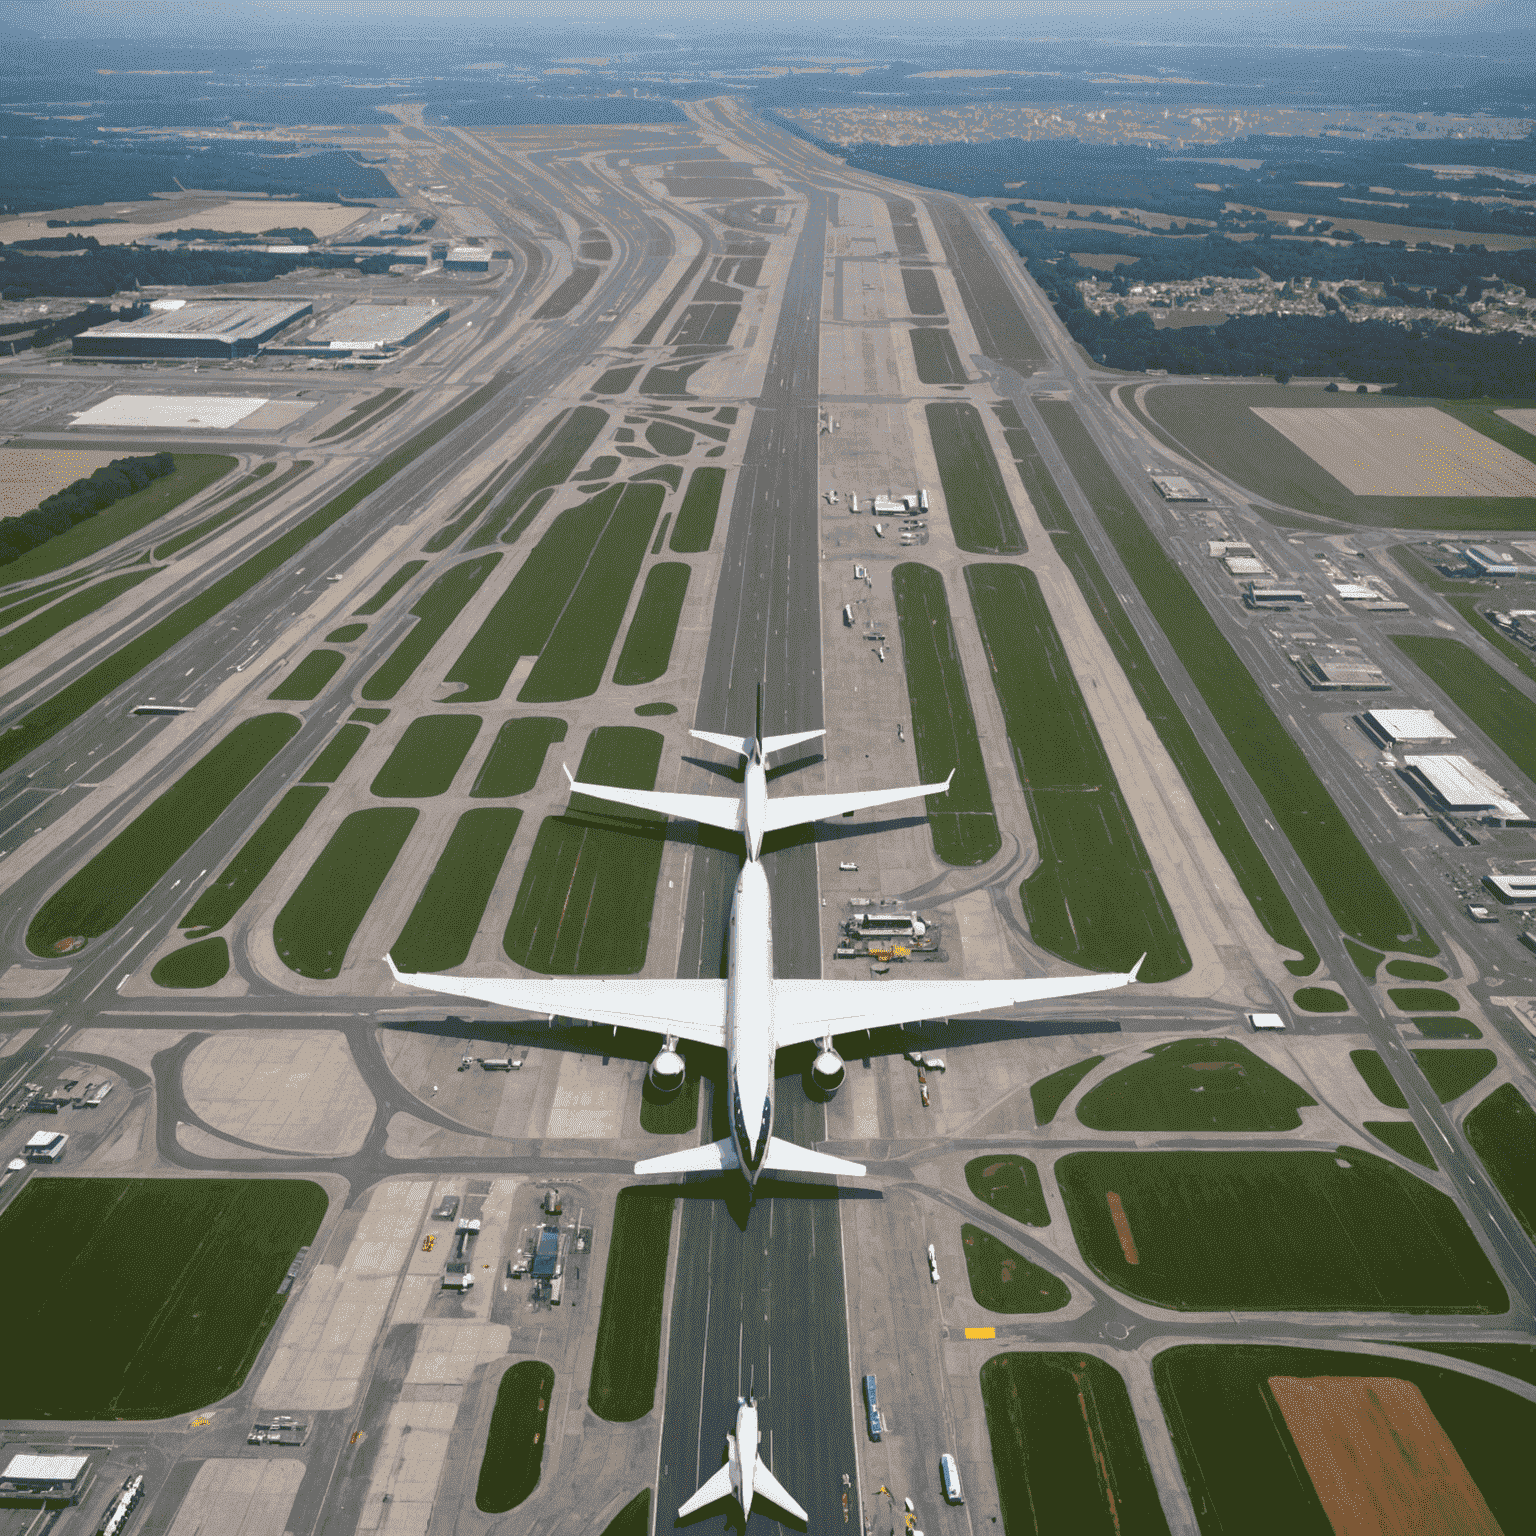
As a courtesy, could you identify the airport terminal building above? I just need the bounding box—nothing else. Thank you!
[73,299,312,360]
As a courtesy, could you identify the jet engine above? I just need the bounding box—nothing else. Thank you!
[811,1046,845,1096]
[648,1043,685,1094]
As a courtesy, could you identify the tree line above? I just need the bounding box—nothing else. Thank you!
[0,454,176,566]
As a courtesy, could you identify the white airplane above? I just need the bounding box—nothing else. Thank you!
[679,1394,806,1524]
[388,689,1142,1193]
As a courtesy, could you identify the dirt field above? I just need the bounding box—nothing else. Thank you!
[0,196,371,246]
[1268,1376,1502,1536]
[1251,406,1536,496]
[1496,408,1536,439]
[0,448,132,518]
[1106,1191,1139,1265]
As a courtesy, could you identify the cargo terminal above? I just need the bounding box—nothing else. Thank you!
[72,298,312,359]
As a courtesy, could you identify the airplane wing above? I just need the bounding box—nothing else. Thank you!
[769,961,1142,1047]
[752,1454,809,1524]
[761,771,953,833]
[678,1462,736,1519]
[566,767,743,836]
[386,958,727,1047]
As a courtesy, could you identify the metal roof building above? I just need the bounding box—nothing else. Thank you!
[73,300,311,359]
[306,303,448,352]
[1402,755,1524,822]
[445,247,491,271]
[1364,709,1455,743]
[1,1453,90,1504]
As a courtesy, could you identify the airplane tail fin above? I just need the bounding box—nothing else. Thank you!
[635,1136,739,1177]
[678,1460,735,1519]
[761,1137,866,1178]
[690,728,753,757]
[760,727,826,757]
[752,1453,809,1524]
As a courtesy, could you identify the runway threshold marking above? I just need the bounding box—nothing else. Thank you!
[963,1327,996,1340]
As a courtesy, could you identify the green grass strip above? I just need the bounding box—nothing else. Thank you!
[967,563,1189,981]
[268,648,345,701]
[472,718,567,797]
[326,623,366,643]
[0,381,504,777]
[1412,1048,1495,1103]
[1344,937,1383,979]
[27,713,299,953]
[1414,1016,1482,1039]
[370,714,482,796]
[1294,986,1349,1012]
[925,402,1026,554]
[1465,1084,1536,1240]
[153,460,312,561]
[0,569,155,671]
[589,1188,675,1422]
[354,559,426,616]
[1030,1057,1103,1126]
[519,485,663,702]
[889,562,1000,866]
[640,1074,699,1134]
[465,407,608,548]
[1350,1048,1409,1108]
[182,786,328,935]
[961,1224,1069,1312]
[1387,959,1448,981]
[0,454,237,587]
[313,387,404,441]
[995,403,1316,972]
[274,806,419,979]
[965,1154,1050,1225]
[1389,986,1458,1012]
[1389,633,1535,777]
[475,1360,555,1512]
[361,554,501,701]
[0,572,96,629]
[910,328,966,384]
[301,724,370,784]
[668,467,725,553]
[505,727,665,975]
[392,807,522,972]
[1365,1121,1438,1169]
[151,936,230,989]
[1037,398,1434,957]
[331,388,414,444]
[613,563,689,686]
[597,1491,651,1536]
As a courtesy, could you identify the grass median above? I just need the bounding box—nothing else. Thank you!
[961,1224,1069,1312]
[153,459,312,561]
[1389,633,1536,777]
[965,1155,1050,1225]
[392,808,522,972]
[505,727,665,974]
[268,648,345,701]
[464,407,608,549]
[0,569,156,672]
[967,563,1189,981]
[589,1188,676,1422]
[354,559,426,616]
[1030,1057,1103,1125]
[370,714,482,796]
[362,554,500,701]
[28,713,299,954]
[669,467,725,553]
[1366,1120,1438,1169]
[997,403,1319,973]
[473,718,567,796]
[910,328,966,384]
[890,563,1000,866]
[1038,398,1434,958]
[0,377,506,777]
[274,806,419,979]
[1465,1085,1536,1241]
[476,1360,556,1512]
[614,563,689,685]
[151,935,230,988]
[925,402,1026,554]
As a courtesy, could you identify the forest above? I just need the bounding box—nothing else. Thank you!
[0,454,176,565]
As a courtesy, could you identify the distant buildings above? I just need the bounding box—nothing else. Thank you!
[72,298,311,359]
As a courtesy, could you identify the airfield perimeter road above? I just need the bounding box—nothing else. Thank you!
[2,97,1536,1536]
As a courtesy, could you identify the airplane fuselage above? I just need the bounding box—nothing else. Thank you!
[726,856,776,1188]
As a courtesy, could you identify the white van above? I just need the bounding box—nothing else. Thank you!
[940,1454,964,1505]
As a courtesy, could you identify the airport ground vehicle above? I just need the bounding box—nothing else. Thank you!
[940,1453,964,1504]
[864,1374,881,1440]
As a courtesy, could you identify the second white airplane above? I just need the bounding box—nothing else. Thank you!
[389,690,1142,1193]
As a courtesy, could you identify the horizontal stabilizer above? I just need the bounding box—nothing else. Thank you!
[565,766,743,836]
[762,770,953,834]
[635,1136,740,1177]
[761,1136,866,1178]
[690,728,752,757]
[761,727,826,757]
[753,1454,809,1524]
[678,1461,734,1519]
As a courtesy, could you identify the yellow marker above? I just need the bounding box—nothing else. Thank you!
[963,1326,996,1340]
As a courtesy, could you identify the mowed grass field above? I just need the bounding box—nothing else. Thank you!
[1038,399,1434,958]
[1075,1038,1316,1132]
[890,563,1001,866]
[995,402,1318,974]
[0,1176,326,1418]
[154,459,311,562]
[268,648,344,701]
[504,727,666,974]
[462,406,608,548]
[392,808,522,973]
[1142,385,1536,531]
[669,466,725,553]
[613,562,689,685]
[1366,1120,1438,1169]
[1030,1056,1104,1125]
[1388,634,1536,778]
[961,1224,1070,1312]
[588,1188,676,1422]
[152,935,230,988]
[965,1154,1050,1225]
[362,554,502,701]
[910,328,967,384]
[475,1360,556,1512]
[1465,1085,1536,1241]
[1153,1344,1536,1536]
[370,715,482,797]
[967,564,1189,982]
[979,1352,1171,1536]
[28,713,299,954]
[472,717,567,797]
[925,402,1027,554]
[1056,1149,1506,1312]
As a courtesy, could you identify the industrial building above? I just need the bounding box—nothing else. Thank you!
[72,299,312,360]
[301,303,448,354]
[1401,756,1525,823]
[1361,708,1455,745]
[1294,653,1390,690]
[0,1454,90,1506]
[1483,873,1536,905]
[23,1130,67,1162]
[445,247,491,271]
[1151,474,1206,501]
[1245,585,1308,609]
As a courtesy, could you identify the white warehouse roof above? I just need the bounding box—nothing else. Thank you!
[2,1455,89,1482]
[309,303,447,349]
[1365,709,1454,743]
[1403,755,1523,820]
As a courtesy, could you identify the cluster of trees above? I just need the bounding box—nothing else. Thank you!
[834,135,1536,240]
[0,240,394,301]
[0,454,175,566]
[151,226,320,244]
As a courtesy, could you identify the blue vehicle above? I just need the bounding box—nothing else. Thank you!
[864,1374,881,1441]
